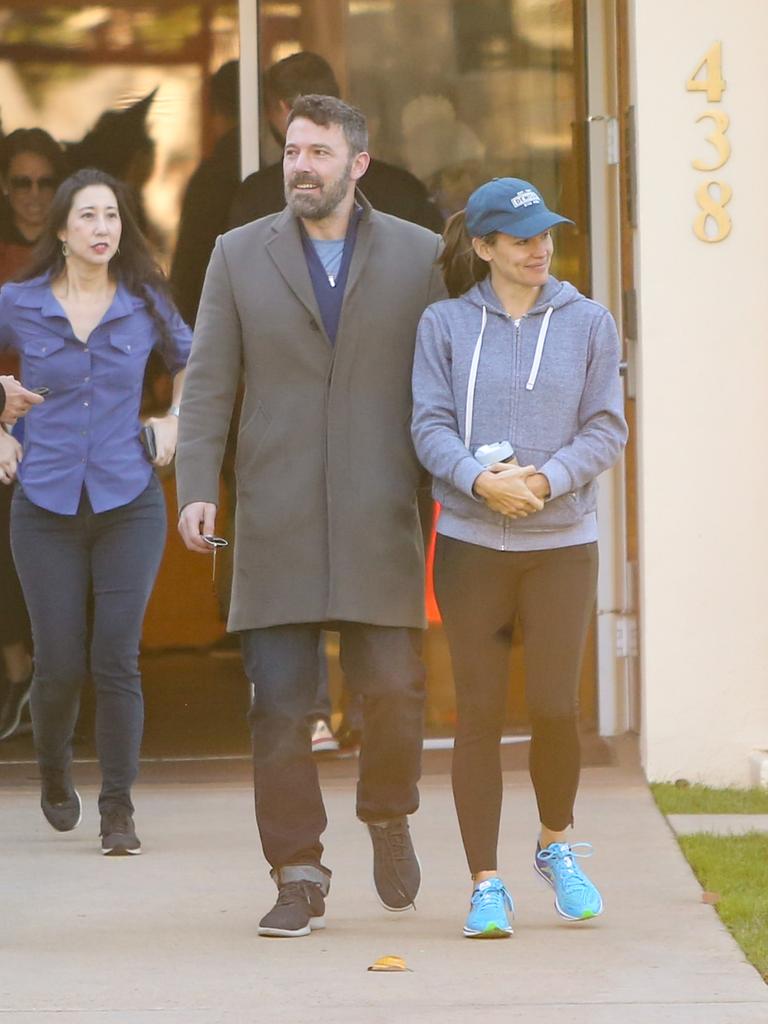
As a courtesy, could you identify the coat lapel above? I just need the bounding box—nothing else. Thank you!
[264,193,376,345]
[265,207,324,328]
[344,191,374,301]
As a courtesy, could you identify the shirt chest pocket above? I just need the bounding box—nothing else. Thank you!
[104,328,152,390]
[25,335,65,359]
[21,333,78,391]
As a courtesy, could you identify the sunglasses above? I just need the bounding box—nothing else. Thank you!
[202,534,229,589]
[8,175,57,193]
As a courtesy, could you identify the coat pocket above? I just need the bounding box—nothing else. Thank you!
[234,400,273,476]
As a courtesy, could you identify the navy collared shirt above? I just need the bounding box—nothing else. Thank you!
[0,274,191,515]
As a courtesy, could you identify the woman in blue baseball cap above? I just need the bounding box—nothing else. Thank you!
[411,178,627,938]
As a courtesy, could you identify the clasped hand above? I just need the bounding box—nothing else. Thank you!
[473,462,545,519]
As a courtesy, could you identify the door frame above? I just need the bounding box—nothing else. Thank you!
[585,0,639,735]
[238,0,260,177]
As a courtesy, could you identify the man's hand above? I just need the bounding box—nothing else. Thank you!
[0,376,43,425]
[473,463,545,518]
[178,501,218,553]
[146,413,179,467]
[0,431,22,485]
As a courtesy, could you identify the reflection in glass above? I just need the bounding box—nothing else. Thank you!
[258,0,587,289]
[0,2,238,261]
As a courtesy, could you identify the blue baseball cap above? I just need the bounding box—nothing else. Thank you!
[465,177,574,239]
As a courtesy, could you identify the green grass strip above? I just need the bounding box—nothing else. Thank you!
[651,783,768,815]
[678,833,768,981]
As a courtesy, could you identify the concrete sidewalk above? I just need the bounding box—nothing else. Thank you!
[668,814,768,836]
[2,742,766,1023]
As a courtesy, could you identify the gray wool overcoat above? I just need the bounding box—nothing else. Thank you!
[175,194,446,632]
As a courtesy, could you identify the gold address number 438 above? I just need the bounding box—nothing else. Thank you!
[686,42,731,242]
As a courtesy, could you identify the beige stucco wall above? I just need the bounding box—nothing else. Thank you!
[632,1,768,783]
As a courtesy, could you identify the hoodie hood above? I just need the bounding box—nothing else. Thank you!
[462,275,582,318]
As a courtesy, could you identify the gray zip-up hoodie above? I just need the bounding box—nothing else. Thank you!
[411,276,628,550]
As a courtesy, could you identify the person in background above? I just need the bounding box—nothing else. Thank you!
[0,127,65,741]
[171,60,241,327]
[412,178,627,938]
[178,95,445,937]
[0,128,66,280]
[0,167,191,854]
[229,52,441,753]
[229,51,443,233]
[400,94,486,220]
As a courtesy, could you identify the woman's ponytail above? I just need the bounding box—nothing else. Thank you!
[438,210,493,298]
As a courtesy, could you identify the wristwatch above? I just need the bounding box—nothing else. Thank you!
[169,405,181,417]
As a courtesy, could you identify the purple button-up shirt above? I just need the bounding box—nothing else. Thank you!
[0,275,192,515]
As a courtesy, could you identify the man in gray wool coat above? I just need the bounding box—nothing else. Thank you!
[176,94,445,937]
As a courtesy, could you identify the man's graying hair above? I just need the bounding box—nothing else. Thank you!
[288,95,368,156]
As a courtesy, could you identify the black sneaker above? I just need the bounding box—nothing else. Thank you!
[0,673,33,741]
[40,769,82,832]
[367,816,421,911]
[100,808,142,856]
[258,880,326,937]
[335,721,362,752]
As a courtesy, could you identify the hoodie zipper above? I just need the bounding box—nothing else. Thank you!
[500,315,523,552]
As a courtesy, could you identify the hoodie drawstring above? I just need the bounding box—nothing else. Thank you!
[465,303,553,448]
[464,305,487,448]
[526,306,553,391]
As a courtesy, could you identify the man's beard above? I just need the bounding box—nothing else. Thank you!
[284,158,354,220]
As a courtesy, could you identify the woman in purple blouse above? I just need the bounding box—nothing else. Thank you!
[0,167,191,855]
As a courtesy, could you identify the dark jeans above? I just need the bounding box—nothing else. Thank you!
[241,622,425,879]
[434,535,598,874]
[11,477,166,814]
[0,483,31,651]
[308,635,363,732]
[308,491,433,731]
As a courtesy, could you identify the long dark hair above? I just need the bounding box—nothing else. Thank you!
[439,210,496,298]
[18,167,174,345]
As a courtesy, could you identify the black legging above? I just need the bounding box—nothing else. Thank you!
[434,535,598,874]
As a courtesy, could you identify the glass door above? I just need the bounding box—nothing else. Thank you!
[256,0,594,733]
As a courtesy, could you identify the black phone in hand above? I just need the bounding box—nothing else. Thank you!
[140,424,157,461]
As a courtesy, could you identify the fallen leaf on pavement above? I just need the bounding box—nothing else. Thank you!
[368,955,410,972]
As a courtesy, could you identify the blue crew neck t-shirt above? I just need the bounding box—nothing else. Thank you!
[310,238,345,287]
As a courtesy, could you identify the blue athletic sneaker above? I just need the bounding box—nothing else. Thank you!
[534,842,603,921]
[463,877,515,938]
